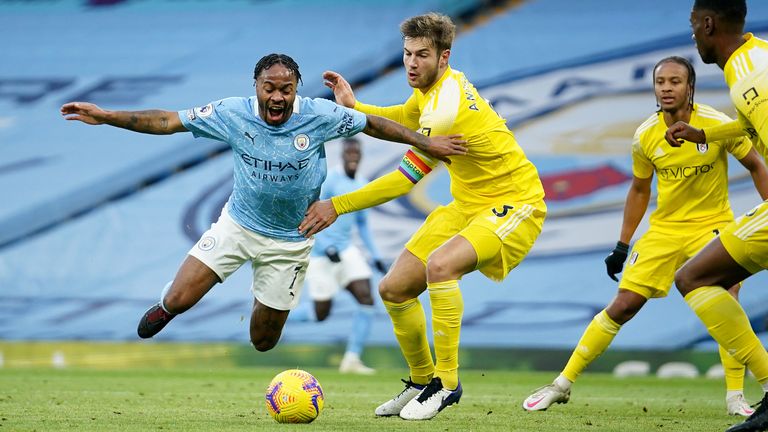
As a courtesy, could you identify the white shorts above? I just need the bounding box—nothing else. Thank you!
[188,206,313,311]
[305,245,372,301]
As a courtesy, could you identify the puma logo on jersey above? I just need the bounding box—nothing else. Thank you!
[244,131,257,145]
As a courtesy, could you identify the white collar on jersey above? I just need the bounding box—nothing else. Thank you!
[251,95,302,119]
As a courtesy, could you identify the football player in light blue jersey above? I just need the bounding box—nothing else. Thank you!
[296,137,387,374]
[60,53,466,352]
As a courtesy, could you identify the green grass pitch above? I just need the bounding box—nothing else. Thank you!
[0,367,759,431]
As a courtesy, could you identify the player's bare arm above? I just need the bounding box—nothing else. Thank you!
[323,70,356,108]
[605,175,652,282]
[664,121,705,147]
[299,200,337,237]
[619,175,652,245]
[738,148,768,200]
[363,114,466,162]
[60,102,187,135]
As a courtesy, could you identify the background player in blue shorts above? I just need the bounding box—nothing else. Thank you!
[294,137,387,374]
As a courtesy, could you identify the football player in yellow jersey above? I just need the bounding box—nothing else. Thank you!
[299,12,546,420]
[524,55,768,415]
[664,1,768,431]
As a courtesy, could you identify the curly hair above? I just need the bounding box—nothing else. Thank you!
[253,53,302,85]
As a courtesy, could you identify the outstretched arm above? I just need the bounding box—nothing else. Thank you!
[325,70,454,157]
[665,119,747,147]
[60,102,187,135]
[324,70,421,130]
[363,114,466,162]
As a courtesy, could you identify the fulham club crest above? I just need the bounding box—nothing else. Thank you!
[697,143,708,153]
[293,133,310,151]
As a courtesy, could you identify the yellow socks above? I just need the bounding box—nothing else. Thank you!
[383,298,434,385]
[562,309,621,382]
[428,280,463,390]
[719,345,746,392]
[685,286,768,385]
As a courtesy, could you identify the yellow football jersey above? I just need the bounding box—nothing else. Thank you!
[723,33,768,161]
[632,103,752,230]
[354,66,544,208]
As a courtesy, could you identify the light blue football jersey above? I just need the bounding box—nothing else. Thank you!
[311,169,381,259]
[179,95,367,241]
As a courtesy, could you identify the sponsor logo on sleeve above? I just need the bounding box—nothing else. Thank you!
[195,103,214,118]
[743,87,759,105]
[186,109,196,121]
[336,112,355,135]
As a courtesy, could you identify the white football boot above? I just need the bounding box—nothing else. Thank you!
[374,379,425,416]
[727,393,755,417]
[339,352,375,375]
[399,377,462,420]
[522,382,571,411]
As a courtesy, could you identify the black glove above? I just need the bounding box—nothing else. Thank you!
[373,259,388,274]
[604,241,630,282]
[324,246,341,263]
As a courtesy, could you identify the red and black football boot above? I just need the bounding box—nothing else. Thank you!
[137,303,176,339]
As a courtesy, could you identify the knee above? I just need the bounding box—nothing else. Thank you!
[314,301,332,321]
[348,281,374,306]
[378,272,424,304]
[379,276,405,303]
[354,289,375,306]
[249,325,280,352]
[162,289,192,314]
[426,254,455,282]
[358,295,374,306]
[378,277,394,302]
[250,335,278,352]
[606,298,643,325]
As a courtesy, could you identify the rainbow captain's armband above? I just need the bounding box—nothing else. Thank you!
[398,150,433,184]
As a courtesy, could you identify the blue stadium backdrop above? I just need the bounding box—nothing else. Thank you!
[2,0,768,353]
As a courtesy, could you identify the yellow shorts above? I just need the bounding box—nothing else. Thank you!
[621,224,726,298]
[720,201,768,274]
[405,199,546,282]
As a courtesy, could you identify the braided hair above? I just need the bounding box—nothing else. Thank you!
[253,53,302,85]
[653,56,696,110]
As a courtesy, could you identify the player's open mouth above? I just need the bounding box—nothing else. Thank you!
[661,97,675,104]
[267,106,285,122]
